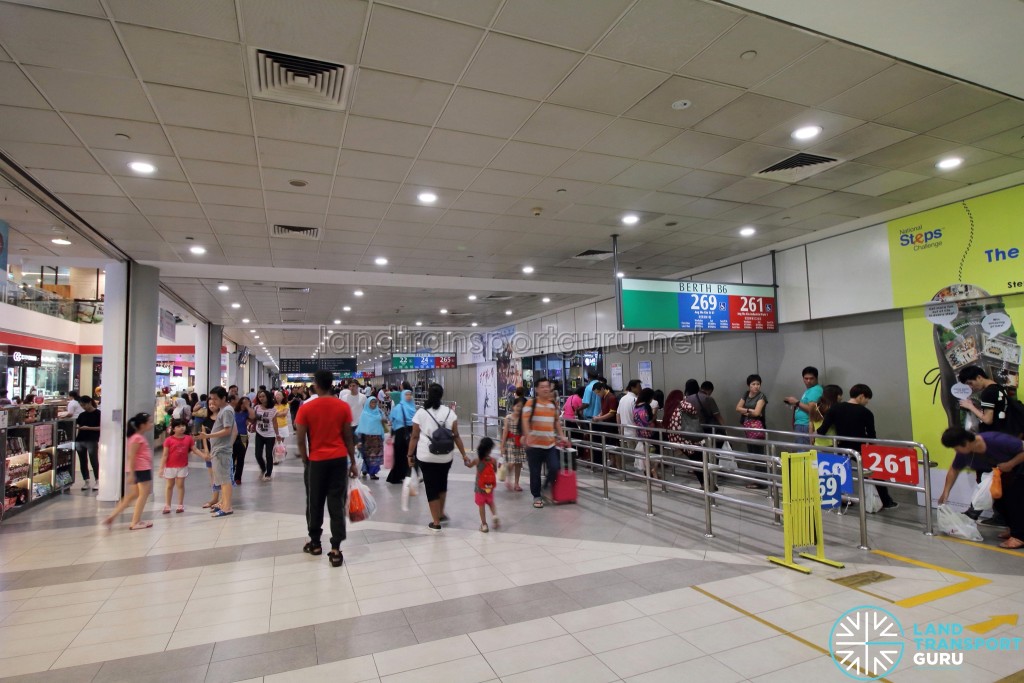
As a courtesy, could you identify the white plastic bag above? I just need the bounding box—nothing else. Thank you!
[937,504,983,542]
[717,440,738,471]
[401,468,420,512]
[863,483,883,513]
[347,479,376,523]
[970,471,994,511]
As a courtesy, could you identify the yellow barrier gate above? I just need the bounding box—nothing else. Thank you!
[767,450,845,574]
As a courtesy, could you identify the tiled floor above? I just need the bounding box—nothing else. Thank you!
[0,441,1021,682]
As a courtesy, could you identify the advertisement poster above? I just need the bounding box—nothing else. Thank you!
[610,362,623,392]
[476,362,497,418]
[0,220,9,274]
[491,326,520,416]
[890,184,1024,468]
[159,308,176,342]
[638,360,653,390]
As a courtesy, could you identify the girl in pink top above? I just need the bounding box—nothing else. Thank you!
[103,413,155,530]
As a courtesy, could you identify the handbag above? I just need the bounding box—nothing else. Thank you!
[497,462,507,482]
[401,468,420,511]
[383,437,394,470]
[742,417,766,440]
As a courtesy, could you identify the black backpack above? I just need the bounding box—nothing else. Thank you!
[996,385,1024,438]
[424,408,455,455]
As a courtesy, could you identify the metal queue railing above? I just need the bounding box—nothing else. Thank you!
[709,423,935,537]
[469,413,874,551]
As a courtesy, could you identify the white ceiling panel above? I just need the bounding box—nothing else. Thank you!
[798,162,888,191]
[752,41,893,106]
[854,135,960,169]
[629,191,696,214]
[252,100,345,146]
[342,116,430,157]
[118,177,196,202]
[0,3,133,77]
[645,130,743,168]
[361,5,483,83]
[489,141,574,176]
[240,0,367,64]
[331,177,399,203]
[336,150,413,183]
[809,123,915,159]
[2,141,105,174]
[58,193,138,213]
[208,221,268,237]
[118,25,246,96]
[882,177,966,203]
[192,184,264,208]
[406,159,480,190]
[92,149,185,181]
[264,191,328,214]
[928,100,1024,144]
[0,105,80,145]
[436,87,537,138]
[323,215,379,232]
[553,152,633,183]
[326,197,389,219]
[419,129,505,167]
[821,64,949,121]
[181,159,262,189]
[875,84,1004,133]
[693,93,806,140]
[595,0,740,71]
[204,205,267,222]
[584,118,680,158]
[610,161,688,190]
[514,104,614,149]
[702,142,792,176]
[435,210,497,228]
[393,185,459,208]
[548,56,665,116]
[149,216,211,233]
[843,170,929,196]
[350,69,452,127]
[66,114,173,154]
[462,33,581,100]
[379,0,501,26]
[30,169,124,196]
[493,0,631,51]
[25,66,155,120]
[663,170,745,197]
[710,177,788,203]
[148,84,252,135]
[0,62,47,109]
[449,191,517,213]
[133,198,206,218]
[754,184,831,209]
[384,204,444,224]
[261,169,333,196]
[258,138,337,175]
[468,169,543,196]
[107,0,239,41]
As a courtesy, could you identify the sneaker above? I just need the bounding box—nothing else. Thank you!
[882,501,900,510]
[427,522,442,532]
[980,514,1007,527]
[81,484,90,491]
[92,487,99,491]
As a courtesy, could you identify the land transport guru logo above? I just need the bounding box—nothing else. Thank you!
[829,606,1022,679]
[897,224,943,251]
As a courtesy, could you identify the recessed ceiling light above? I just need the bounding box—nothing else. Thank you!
[231,302,241,309]
[522,266,534,274]
[189,245,206,255]
[327,330,334,334]
[417,191,438,203]
[217,283,229,291]
[447,331,452,335]
[542,297,551,303]
[249,329,255,333]
[468,294,477,300]
[242,319,250,323]
[333,319,341,324]
[343,306,351,312]
[616,272,624,278]
[936,157,963,170]
[51,237,71,245]
[354,290,364,297]
[621,214,640,225]
[439,308,448,314]
[671,99,691,110]
[128,161,155,174]
[375,257,388,265]
[471,322,478,327]
[254,335,260,339]
[740,50,758,61]
[505,310,512,316]
[791,125,822,141]
[739,226,757,237]
[288,179,308,187]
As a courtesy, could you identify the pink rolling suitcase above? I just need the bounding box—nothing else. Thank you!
[552,448,577,505]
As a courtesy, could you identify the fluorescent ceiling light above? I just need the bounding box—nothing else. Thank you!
[128,161,155,174]
[521,266,534,274]
[217,283,229,291]
[51,237,72,245]
[739,226,757,237]
[230,302,241,309]
[333,319,341,324]
[542,297,551,303]
[621,214,639,225]
[374,257,388,265]
[468,294,477,300]
[936,157,963,170]
[354,290,364,297]
[791,125,822,140]
[417,191,438,203]
[242,318,250,323]
[343,306,351,312]
[189,245,206,255]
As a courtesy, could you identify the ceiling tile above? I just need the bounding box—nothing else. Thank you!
[257,138,337,175]
[59,193,139,213]
[326,197,389,219]
[65,114,172,154]
[820,64,950,121]
[753,109,865,150]
[798,162,888,191]
[974,125,1024,155]
[715,203,780,224]
[493,0,631,51]
[548,56,665,116]
[193,184,264,208]
[342,116,430,157]
[361,5,483,83]
[710,177,788,203]
[436,210,497,228]
[940,156,1024,184]
[0,62,47,108]
[702,142,792,176]
[0,4,134,77]
[680,15,823,88]
[119,25,246,96]
[208,220,268,237]
[406,159,480,189]
[489,141,575,175]
[579,185,650,210]
[379,0,501,26]
[646,130,743,167]
[663,170,744,197]
[107,0,239,41]
[385,204,444,224]
[264,191,328,214]
[609,161,688,190]
[331,177,400,203]
[876,84,1005,133]
[450,191,518,213]
[252,100,345,146]
[150,216,211,233]
[240,0,367,64]
[881,177,967,203]
[323,215,379,232]
[469,169,543,196]
[853,135,960,169]
[526,177,599,201]
[262,169,334,195]
[753,184,830,208]
[595,0,741,71]
[751,42,893,106]
[843,170,930,196]
[92,151,185,183]
[623,76,744,130]
[134,198,206,218]
[583,119,680,158]
[628,191,697,214]
[121,178,197,202]
[419,129,505,167]
[693,93,805,140]
[148,84,252,135]
[514,104,614,149]
[462,33,581,100]
[350,69,453,127]
[163,127,257,167]
[2,141,105,174]
[182,159,262,188]
[25,66,156,121]
[30,169,124,196]
[204,204,266,222]
[553,152,633,183]
[928,100,1024,144]
[336,150,413,182]
[78,211,152,231]
[437,87,537,138]
[808,123,915,159]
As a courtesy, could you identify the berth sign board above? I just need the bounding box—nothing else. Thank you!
[619,278,777,332]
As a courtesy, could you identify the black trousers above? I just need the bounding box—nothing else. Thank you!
[254,433,275,477]
[386,427,411,484]
[232,435,247,482]
[76,441,99,481]
[306,457,349,549]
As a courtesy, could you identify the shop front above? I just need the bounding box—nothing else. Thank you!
[2,344,73,400]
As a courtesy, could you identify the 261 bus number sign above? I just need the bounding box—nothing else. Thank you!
[860,445,918,485]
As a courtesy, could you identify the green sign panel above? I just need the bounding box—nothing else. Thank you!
[619,278,777,332]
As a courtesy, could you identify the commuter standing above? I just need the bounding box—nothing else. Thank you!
[617,380,642,452]
[195,386,236,516]
[957,367,1014,434]
[386,389,416,484]
[785,366,823,445]
[735,375,767,488]
[75,396,101,491]
[295,370,357,567]
[687,381,725,444]
[594,382,619,465]
[522,378,571,508]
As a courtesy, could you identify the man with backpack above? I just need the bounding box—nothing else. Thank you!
[522,377,571,508]
[686,381,725,446]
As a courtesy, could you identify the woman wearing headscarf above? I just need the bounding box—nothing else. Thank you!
[356,396,388,480]
[386,389,416,484]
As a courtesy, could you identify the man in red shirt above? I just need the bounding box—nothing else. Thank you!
[295,370,357,567]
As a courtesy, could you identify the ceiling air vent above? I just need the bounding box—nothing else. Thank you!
[278,287,311,294]
[250,48,350,111]
[755,153,842,183]
[573,249,614,261]
[480,294,513,302]
[272,224,320,241]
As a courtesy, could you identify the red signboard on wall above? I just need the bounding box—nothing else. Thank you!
[860,444,919,485]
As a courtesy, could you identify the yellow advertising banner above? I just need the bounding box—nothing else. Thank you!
[890,184,1024,467]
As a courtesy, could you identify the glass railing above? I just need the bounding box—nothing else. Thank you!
[1,282,104,323]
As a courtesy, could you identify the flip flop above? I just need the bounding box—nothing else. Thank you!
[129,521,153,530]
[162,506,171,514]
[998,537,1023,549]
[211,509,233,517]
[202,502,214,509]
[176,506,185,513]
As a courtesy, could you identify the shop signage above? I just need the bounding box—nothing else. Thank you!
[156,362,172,375]
[392,353,458,370]
[6,345,42,367]
[279,357,357,374]
[619,278,777,332]
[172,366,183,377]
[159,308,176,342]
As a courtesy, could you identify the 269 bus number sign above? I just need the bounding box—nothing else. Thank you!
[619,278,777,332]
[860,445,919,485]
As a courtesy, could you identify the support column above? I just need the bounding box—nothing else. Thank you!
[193,321,209,394]
[98,262,159,502]
[206,324,223,391]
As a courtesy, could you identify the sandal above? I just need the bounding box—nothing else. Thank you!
[533,499,544,508]
[480,523,489,533]
[211,509,233,517]
[328,550,344,567]
[303,542,323,555]
[998,537,1024,549]
[514,485,523,492]
[176,505,185,514]
[162,506,171,514]
[492,517,500,530]
[129,521,153,530]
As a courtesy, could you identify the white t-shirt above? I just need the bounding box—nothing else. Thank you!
[617,391,638,438]
[412,406,458,463]
[64,399,83,419]
[254,405,278,438]
[341,390,365,425]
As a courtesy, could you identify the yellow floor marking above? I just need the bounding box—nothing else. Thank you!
[692,586,893,683]
[939,534,1024,557]
[966,614,1018,634]
[871,549,990,608]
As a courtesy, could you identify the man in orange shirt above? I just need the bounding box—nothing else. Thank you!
[295,370,358,567]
